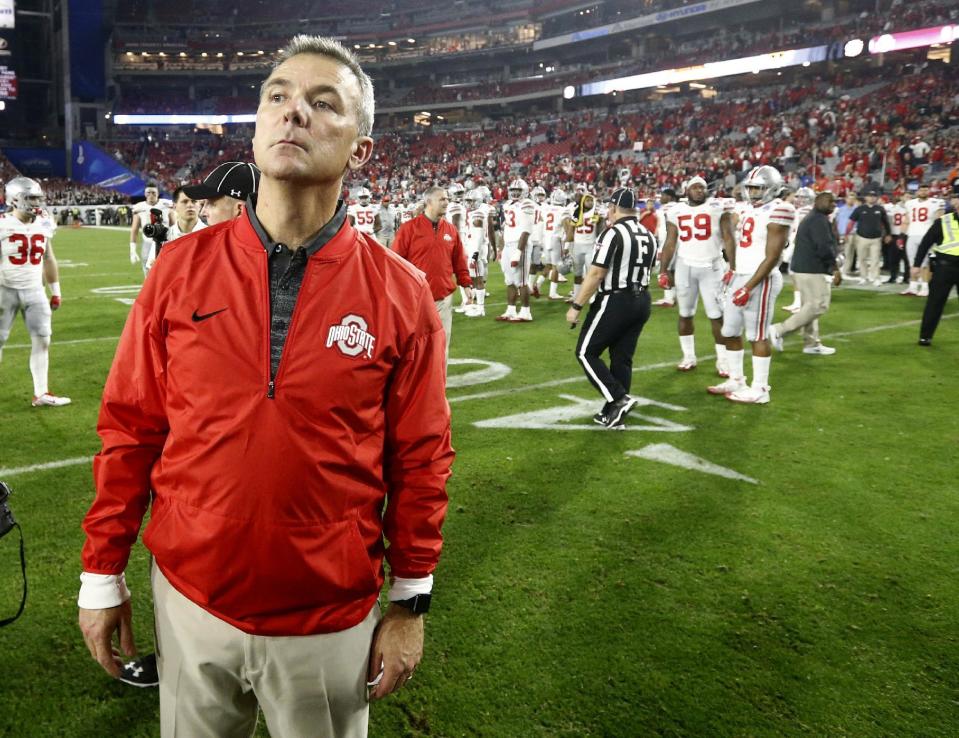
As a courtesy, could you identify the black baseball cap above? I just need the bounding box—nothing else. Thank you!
[182,162,260,201]
[607,187,636,210]
[660,187,678,200]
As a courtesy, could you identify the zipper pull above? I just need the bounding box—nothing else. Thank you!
[267,380,275,399]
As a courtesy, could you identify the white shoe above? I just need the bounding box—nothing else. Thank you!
[33,393,72,407]
[726,385,770,404]
[803,344,836,355]
[453,305,467,314]
[557,274,568,283]
[512,312,533,322]
[769,325,784,352]
[707,377,746,396]
[676,357,697,372]
[918,287,929,297]
[715,360,729,378]
[467,306,485,317]
[653,298,675,307]
[782,303,800,314]
[899,288,917,296]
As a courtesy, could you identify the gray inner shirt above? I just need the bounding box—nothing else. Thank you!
[245,195,348,380]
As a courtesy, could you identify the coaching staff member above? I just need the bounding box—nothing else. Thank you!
[78,34,452,737]
[844,186,891,284]
[770,191,842,355]
[392,185,473,361]
[566,188,656,429]
[913,191,959,346]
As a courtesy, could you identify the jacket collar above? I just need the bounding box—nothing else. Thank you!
[233,195,354,260]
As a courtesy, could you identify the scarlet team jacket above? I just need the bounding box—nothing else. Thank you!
[81,211,453,636]
[392,214,472,301]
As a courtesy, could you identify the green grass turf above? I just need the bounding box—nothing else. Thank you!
[1,225,957,737]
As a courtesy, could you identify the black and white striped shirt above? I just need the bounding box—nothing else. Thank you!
[591,216,656,293]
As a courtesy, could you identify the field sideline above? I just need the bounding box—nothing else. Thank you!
[0,226,957,737]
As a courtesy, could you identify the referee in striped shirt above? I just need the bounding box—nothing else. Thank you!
[567,188,657,429]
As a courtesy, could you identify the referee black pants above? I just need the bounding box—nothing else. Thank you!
[919,254,959,341]
[575,290,651,403]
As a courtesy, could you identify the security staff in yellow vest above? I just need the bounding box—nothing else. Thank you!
[912,192,959,346]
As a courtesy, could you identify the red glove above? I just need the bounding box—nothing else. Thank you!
[732,287,750,307]
[722,270,735,286]
[657,272,670,289]
[50,296,61,310]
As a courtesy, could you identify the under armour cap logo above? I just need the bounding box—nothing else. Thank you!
[231,189,241,197]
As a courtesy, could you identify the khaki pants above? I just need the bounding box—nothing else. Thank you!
[778,273,832,348]
[852,234,882,281]
[436,294,453,363]
[152,565,379,738]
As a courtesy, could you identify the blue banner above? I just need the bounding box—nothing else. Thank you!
[71,141,149,196]
[1,147,67,177]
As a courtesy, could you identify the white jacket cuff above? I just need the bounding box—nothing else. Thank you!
[388,575,433,601]
[78,572,131,609]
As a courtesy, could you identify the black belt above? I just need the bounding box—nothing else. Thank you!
[602,285,647,295]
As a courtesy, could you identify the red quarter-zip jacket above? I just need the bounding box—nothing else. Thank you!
[81,210,453,636]
[392,213,472,300]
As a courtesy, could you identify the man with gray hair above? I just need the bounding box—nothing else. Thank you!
[79,35,452,737]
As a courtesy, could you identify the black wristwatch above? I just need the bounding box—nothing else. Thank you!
[571,302,584,311]
[392,593,431,615]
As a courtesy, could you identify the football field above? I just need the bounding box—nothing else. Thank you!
[1,225,957,737]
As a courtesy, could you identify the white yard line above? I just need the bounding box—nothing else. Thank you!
[0,456,94,478]
[4,336,121,350]
[449,314,957,404]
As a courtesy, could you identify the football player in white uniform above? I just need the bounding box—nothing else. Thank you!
[658,177,735,375]
[708,165,795,404]
[564,190,602,306]
[129,183,174,275]
[543,189,570,300]
[463,189,496,316]
[347,186,382,237]
[902,184,944,297]
[527,186,548,298]
[653,188,680,307]
[497,178,536,322]
[782,186,814,313]
[0,177,71,406]
[144,185,208,273]
[446,183,472,312]
[884,192,909,284]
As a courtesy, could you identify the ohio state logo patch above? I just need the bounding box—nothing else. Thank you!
[326,314,376,359]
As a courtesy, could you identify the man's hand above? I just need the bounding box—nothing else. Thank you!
[721,270,735,287]
[732,286,750,307]
[50,295,61,310]
[129,242,141,265]
[832,270,843,287]
[566,306,580,327]
[658,272,671,289]
[465,287,474,305]
[910,266,921,279]
[368,604,424,701]
[883,235,892,243]
[79,601,137,678]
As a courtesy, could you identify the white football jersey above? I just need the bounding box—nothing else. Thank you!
[166,218,207,242]
[885,202,908,235]
[398,203,416,225]
[789,204,813,245]
[656,202,680,247]
[735,198,796,276]
[570,204,602,247]
[445,200,466,235]
[133,200,173,242]
[541,203,569,238]
[348,203,380,234]
[666,199,731,267]
[502,197,535,244]
[530,202,547,245]
[905,197,943,237]
[0,213,57,290]
[465,203,492,255]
